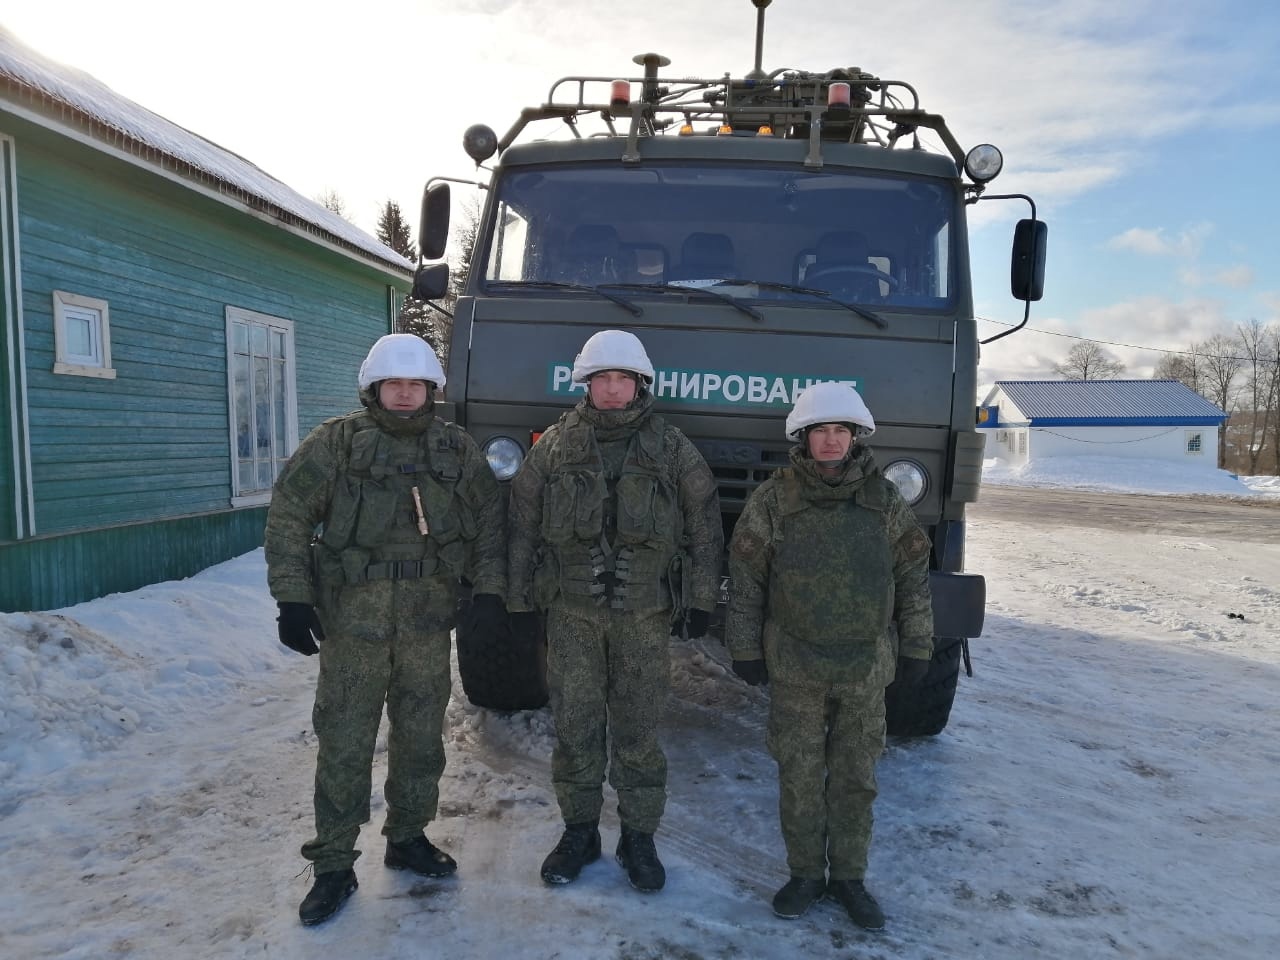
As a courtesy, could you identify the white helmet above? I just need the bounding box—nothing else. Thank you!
[785,381,876,440]
[571,330,655,384]
[358,334,446,390]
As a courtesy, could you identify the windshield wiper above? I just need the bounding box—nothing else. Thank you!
[710,279,889,330]
[488,280,643,317]
[598,282,763,322]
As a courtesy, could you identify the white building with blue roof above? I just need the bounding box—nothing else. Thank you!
[978,380,1229,470]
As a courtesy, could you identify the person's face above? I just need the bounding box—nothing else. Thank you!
[378,378,430,413]
[806,423,854,467]
[588,370,638,410]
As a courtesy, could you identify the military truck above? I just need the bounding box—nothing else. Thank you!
[413,0,1046,735]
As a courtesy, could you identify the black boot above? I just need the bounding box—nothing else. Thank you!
[298,868,357,926]
[827,878,885,930]
[615,826,665,892]
[772,876,826,918]
[385,834,458,877]
[540,821,601,885]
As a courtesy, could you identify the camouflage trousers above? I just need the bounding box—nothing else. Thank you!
[301,580,453,873]
[546,603,671,833]
[767,678,886,881]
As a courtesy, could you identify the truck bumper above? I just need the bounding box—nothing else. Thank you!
[929,571,985,638]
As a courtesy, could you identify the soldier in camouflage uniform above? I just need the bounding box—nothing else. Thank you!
[265,334,507,926]
[726,381,933,930]
[507,330,722,892]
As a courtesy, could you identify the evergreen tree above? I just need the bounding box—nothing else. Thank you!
[376,200,416,261]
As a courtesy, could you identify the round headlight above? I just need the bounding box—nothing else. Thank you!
[483,436,524,480]
[884,459,928,506]
[964,143,1003,183]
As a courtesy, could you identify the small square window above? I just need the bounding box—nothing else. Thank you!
[1186,432,1203,455]
[52,290,116,379]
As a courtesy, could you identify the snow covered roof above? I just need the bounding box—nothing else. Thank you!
[988,379,1228,426]
[0,27,412,277]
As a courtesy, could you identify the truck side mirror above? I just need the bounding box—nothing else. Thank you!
[412,262,450,301]
[419,182,452,261]
[1010,218,1047,302]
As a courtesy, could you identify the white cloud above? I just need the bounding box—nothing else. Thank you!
[979,296,1239,382]
[1213,265,1255,288]
[1108,223,1214,258]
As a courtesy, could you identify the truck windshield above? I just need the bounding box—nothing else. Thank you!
[481,163,954,309]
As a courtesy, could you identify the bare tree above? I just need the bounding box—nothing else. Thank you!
[315,189,350,220]
[1052,341,1126,380]
[1198,333,1242,467]
[1153,350,1206,394]
[1234,319,1279,473]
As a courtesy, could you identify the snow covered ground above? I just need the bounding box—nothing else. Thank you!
[2,457,1277,959]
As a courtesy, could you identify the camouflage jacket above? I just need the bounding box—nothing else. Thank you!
[508,394,722,615]
[727,445,933,686]
[264,398,506,607]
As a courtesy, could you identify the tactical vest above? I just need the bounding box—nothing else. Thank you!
[316,415,475,587]
[539,409,680,611]
[768,469,895,647]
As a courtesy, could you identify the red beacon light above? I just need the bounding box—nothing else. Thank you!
[827,81,852,114]
[610,80,631,112]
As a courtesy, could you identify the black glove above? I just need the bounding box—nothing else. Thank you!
[673,608,712,640]
[895,656,930,685]
[468,593,508,637]
[732,658,769,686]
[277,602,324,656]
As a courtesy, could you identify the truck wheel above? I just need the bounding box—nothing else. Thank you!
[884,637,962,737]
[455,588,549,711]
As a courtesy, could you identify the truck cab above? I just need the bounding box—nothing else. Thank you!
[415,2,1045,734]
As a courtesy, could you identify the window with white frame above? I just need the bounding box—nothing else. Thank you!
[1018,431,1027,455]
[226,307,298,505]
[52,290,116,378]
[1185,431,1204,455]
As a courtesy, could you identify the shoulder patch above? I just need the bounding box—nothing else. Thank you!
[731,528,765,559]
[280,458,328,500]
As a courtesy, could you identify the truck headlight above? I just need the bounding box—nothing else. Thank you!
[964,143,1003,183]
[884,459,928,505]
[484,436,524,480]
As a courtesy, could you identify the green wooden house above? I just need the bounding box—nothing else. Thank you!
[0,28,412,611]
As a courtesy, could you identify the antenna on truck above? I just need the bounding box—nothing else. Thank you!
[747,0,772,80]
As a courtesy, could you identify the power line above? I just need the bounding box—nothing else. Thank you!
[976,316,1276,364]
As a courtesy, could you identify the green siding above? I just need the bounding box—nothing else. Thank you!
[0,507,267,612]
[0,110,407,611]
[6,118,404,541]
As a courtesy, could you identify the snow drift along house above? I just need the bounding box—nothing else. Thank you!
[0,28,412,612]
[978,380,1228,469]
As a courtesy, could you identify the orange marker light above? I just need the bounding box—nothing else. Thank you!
[610,80,631,111]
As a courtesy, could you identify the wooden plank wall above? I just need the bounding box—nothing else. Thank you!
[12,120,398,538]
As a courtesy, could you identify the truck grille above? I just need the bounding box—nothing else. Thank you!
[702,444,791,513]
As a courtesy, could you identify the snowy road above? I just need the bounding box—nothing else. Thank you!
[2,483,1278,959]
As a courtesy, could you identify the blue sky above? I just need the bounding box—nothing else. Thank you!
[4,0,1277,384]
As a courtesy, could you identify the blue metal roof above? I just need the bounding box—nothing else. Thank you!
[994,380,1227,426]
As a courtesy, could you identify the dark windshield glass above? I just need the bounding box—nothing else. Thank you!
[482,163,954,309]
